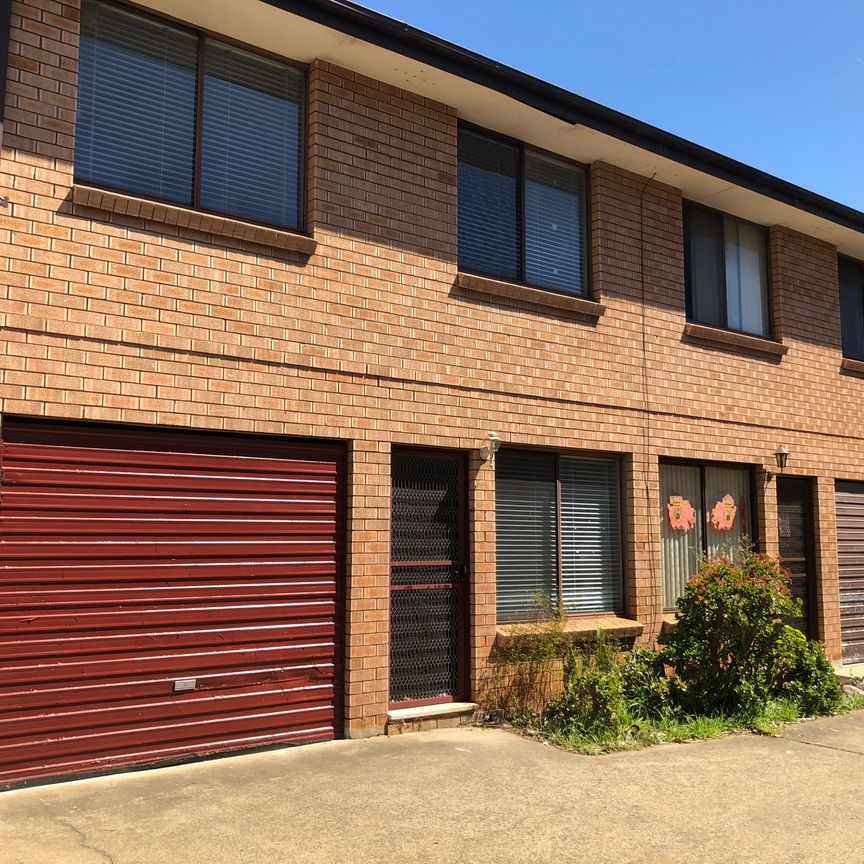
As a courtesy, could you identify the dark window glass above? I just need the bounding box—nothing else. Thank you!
[685,204,770,336]
[839,257,864,361]
[75,0,305,230]
[457,128,520,282]
[457,126,588,295]
[201,41,304,228]
[686,205,724,327]
[75,0,197,204]
[524,152,587,294]
[495,451,622,622]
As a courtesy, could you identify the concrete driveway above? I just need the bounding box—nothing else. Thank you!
[2,713,864,864]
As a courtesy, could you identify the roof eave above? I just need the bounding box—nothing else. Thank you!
[264,0,864,235]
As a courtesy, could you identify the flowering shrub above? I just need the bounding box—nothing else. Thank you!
[660,547,838,716]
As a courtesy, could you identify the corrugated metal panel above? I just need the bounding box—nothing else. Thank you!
[559,456,622,614]
[836,481,864,663]
[0,419,343,787]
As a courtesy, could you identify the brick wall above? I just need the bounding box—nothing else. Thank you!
[1,0,862,737]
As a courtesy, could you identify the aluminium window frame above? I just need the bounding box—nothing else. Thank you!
[660,456,760,611]
[838,254,864,361]
[683,200,774,338]
[75,0,310,234]
[457,120,593,299]
[496,446,625,621]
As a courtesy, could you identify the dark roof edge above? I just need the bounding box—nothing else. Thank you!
[266,0,864,235]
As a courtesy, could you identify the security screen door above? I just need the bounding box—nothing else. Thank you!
[389,449,466,706]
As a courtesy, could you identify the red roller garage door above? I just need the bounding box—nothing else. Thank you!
[837,481,864,664]
[0,418,344,787]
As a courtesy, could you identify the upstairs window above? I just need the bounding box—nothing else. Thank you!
[495,450,622,621]
[684,203,770,336]
[457,126,588,296]
[75,0,305,230]
[839,257,864,361]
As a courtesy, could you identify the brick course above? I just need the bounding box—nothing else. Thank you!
[1,0,862,738]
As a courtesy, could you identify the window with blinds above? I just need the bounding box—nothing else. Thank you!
[457,126,588,296]
[75,0,197,204]
[684,203,770,336]
[75,0,305,230]
[660,461,753,609]
[839,256,864,362]
[495,451,622,622]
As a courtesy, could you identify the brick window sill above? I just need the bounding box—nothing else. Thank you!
[71,184,318,256]
[454,272,605,320]
[683,322,788,359]
[495,614,643,648]
[841,357,864,377]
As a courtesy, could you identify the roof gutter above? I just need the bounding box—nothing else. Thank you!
[264,0,864,235]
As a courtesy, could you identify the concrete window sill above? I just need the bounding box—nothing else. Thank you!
[495,614,643,648]
[841,357,864,377]
[683,322,788,359]
[71,184,318,256]
[454,272,605,320]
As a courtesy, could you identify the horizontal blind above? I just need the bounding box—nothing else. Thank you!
[524,152,586,296]
[457,127,520,282]
[559,457,622,613]
[660,463,703,608]
[75,0,197,204]
[201,40,305,229]
[495,451,557,622]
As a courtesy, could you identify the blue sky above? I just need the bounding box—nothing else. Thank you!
[363,1,864,210]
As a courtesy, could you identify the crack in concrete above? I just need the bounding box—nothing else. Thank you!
[781,736,864,758]
[39,798,117,864]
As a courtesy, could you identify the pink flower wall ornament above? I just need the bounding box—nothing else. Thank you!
[711,495,737,531]
[667,495,696,531]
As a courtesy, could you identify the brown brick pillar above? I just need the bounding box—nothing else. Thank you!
[343,439,391,738]
[813,475,842,661]
[468,448,496,700]
[758,472,780,558]
[623,451,663,643]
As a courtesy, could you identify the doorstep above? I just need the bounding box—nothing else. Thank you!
[386,702,478,736]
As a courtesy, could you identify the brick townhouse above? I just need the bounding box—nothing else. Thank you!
[2,0,864,786]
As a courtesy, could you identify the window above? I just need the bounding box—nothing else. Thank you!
[660,461,754,608]
[457,126,588,296]
[839,257,864,361]
[684,203,770,336]
[75,0,305,230]
[495,450,622,621]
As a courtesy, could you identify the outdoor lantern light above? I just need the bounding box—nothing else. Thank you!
[775,445,790,472]
[480,432,502,468]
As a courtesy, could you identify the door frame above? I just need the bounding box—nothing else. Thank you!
[776,475,816,638]
[388,445,470,709]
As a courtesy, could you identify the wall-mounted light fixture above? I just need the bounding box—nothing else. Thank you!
[765,445,790,483]
[480,432,502,469]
